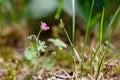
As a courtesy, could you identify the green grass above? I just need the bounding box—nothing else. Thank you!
[89,7,105,76]
[96,6,120,79]
[81,0,95,79]
[60,0,120,79]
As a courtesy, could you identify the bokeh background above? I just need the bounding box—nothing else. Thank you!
[0,0,120,79]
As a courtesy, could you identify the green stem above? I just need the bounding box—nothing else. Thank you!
[33,58,38,74]
[60,19,82,63]
[37,29,42,39]
[90,44,100,75]
[72,0,75,56]
[55,0,65,19]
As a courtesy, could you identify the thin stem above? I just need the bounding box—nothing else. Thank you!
[60,19,82,63]
[33,58,38,74]
[72,0,75,55]
[37,29,42,39]
[90,44,100,75]
[72,1,76,78]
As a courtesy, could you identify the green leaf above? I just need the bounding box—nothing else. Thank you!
[27,35,47,52]
[48,38,67,50]
[90,13,101,28]
[37,40,47,52]
[24,47,38,61]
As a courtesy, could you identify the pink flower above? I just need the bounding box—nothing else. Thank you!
[40,22,50,31]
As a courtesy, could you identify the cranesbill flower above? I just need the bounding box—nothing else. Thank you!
[40,22,50,31]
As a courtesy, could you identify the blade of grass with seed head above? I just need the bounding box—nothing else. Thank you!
[60,19,82,63]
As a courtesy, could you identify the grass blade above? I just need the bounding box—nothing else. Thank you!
[81,0,95,79]
[55,0,65,19]
[90,7,105,76]
[82,0,95,62]
[72,0,75,55]
[96,7,120,79]
[99,7,104,44]
[103,7,120,40]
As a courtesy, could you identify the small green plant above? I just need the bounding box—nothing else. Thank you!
[24,22,50,73]
[24,21,70,80]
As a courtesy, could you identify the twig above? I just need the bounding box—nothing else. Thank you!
[61,69,71,79]
[50,73,72,79]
